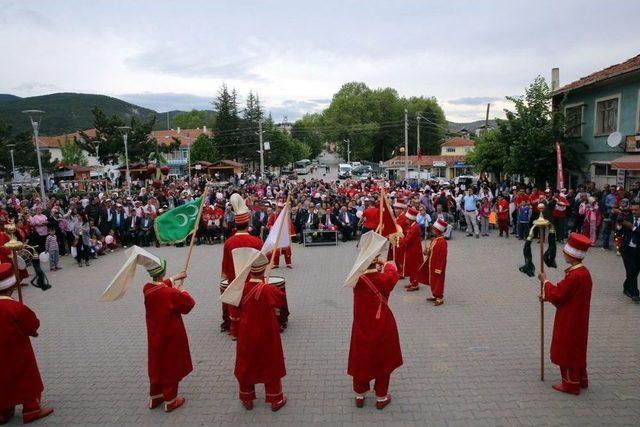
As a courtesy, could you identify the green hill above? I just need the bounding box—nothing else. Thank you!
[0,92,160,135]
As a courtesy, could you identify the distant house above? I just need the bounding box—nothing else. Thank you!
[383,137,475,179]
[551,54,640,189]
[474,124,493,137]
[152,126,211,176]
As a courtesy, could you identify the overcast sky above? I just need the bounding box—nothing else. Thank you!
[1,0,639,123]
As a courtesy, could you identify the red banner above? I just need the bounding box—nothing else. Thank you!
[556,142,564,190]
[417,145,422,161]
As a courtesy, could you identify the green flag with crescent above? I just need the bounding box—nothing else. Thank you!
[154,197,203,244]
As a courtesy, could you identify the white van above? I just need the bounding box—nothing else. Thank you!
[338,163,352,179]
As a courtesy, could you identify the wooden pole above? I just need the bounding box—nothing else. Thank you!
[177,186,210,289]
[10,249,23,303]
[539,226,545,382]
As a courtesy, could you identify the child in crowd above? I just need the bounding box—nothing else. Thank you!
[517,200,532,239]
[479,197,491,236]
[45,227,60,271]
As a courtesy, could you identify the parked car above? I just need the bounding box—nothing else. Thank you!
[338,163,352,179]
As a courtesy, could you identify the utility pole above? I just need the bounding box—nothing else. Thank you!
[6,144,15,182]
[166,112,170,130]
[485,103,490,134]
[416,114,421,184]
[344,138,351,163]
[22,110,47,201]
[404,109,409,181]
[117,126,131,194]
[259,120,264,176]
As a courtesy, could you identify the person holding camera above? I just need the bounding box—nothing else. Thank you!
[618,201,640,302]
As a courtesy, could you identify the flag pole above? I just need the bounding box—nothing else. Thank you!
[265,193,291,282]
[177,186,209,289]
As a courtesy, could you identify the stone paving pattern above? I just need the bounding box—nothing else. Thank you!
[8,208,640,426]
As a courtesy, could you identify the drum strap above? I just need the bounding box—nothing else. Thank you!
[361,275,388,320]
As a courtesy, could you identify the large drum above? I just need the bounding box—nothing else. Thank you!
[268,276,289,330]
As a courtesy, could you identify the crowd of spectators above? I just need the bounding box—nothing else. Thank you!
[1,171,639,302]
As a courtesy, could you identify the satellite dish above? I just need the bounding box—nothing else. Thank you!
[607,132,622,148]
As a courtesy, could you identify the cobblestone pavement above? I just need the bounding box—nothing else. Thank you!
[9,227,640,426]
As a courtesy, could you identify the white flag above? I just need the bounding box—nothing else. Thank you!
[261,204,292,255]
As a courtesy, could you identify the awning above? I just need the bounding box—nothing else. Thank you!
[611,155,640,171]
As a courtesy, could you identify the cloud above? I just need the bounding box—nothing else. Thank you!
[447,96,502,106]
[265,99,329,122]
[117,92,215,112]
[12,82,59,92]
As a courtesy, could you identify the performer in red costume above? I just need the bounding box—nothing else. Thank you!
[416,218,449,305]
[400,207,424,292]
[348,257,402,410]
[220,194,263,339]
[387,198,407,267]
[538,232,593,395]
[234,251,288,411]
[268,202,294,269]
[144,263,194,412]
[0,263,54,424]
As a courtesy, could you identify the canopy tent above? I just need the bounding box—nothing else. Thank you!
[611,155,640,171]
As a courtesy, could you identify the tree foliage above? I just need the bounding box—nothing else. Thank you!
[171,109,215,130]
[212,84,241,161]
[291,113,324,159]
[0,120,55,174]
[189,133,220,164]
[61,138,88,166]
[78,107,177,166]
[467,76,586,187]
[320,82,447,161]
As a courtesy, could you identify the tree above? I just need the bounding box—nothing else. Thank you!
[78,107,178,166]
[292,113,325,158]
[213,84,241,160]
[320,82,448,162]
[465,128,509,178]
[61,138,88,166]
[172,109,215,129]
[239,91,264,165]
[189,134,220,163]
[467,76,586,186]
[0,120,55,174]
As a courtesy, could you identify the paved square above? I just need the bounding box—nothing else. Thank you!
[10,231,640,426]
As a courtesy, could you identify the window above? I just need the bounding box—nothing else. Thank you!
[565,104,583,137]
[595,96,619,135]
[637,89,640,132]
[446,147,456,153]
[593,164,616,177]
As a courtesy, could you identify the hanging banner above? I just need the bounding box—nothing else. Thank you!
[556,142,564,189]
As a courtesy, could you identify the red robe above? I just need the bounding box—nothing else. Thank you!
[544,264,592,368]
[399,222,422,280]
[0,233,28,281]
[387,212,408,264]
[221,232,263,281]
[144,279,195,386]
[0,296,44,409]
[348,263,402,380]
[235,279,287,385]
[416,236,448,298]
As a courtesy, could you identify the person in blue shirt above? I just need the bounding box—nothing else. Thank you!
[517,201,532,239]
[461,188,480,238]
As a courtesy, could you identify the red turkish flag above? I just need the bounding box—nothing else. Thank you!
[417,145,422,161]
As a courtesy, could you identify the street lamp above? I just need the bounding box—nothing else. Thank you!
[117,126,131,194]
[22,110,47,201]
[6,144,16,182]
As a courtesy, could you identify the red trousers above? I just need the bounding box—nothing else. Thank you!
[273,247,292,266]
[149,382,178,402]
[239,379,283,403]
[430,281,444,299]
[1,396,41,420]
[560,366,588,393]
[353,374,390,398]
[498,218,509,235]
